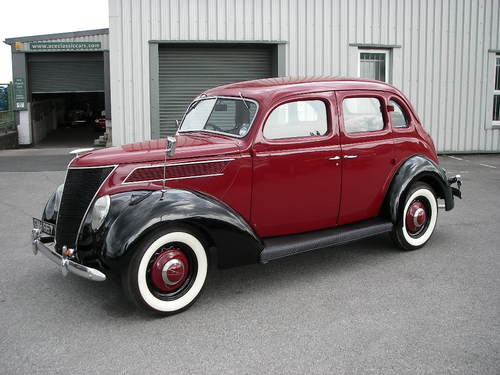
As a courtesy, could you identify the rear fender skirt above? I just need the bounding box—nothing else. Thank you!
[101,189,263,269]
[384,155,454,223]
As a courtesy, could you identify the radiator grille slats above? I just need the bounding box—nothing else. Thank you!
[55,167,113,251]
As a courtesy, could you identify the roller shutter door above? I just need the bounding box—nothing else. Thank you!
[29,52,104,93]
[158,45,273,137]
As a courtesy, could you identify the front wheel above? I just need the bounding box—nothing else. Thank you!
[122,227,208,315]
[391,182,438,251]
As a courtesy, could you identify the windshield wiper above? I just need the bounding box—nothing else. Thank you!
[186,100,202,115]
[239,92,249,111]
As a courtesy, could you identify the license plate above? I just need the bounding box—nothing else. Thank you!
[33,218,55,236]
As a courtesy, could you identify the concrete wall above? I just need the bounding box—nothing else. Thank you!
[109,0,500,152]
[0,131,18,150]
[30,99,58,144]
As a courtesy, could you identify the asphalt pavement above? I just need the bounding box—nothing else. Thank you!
[0,148,499,374]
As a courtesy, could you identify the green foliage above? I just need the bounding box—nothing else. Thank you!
[0,87,9,111]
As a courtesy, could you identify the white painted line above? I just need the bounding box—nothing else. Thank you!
[448,156,463,161]
[479,163,497,169]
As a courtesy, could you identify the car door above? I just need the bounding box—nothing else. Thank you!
[336,90,395,225]
[251,93,342,238]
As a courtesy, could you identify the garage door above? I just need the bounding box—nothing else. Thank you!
[29,52,104,94]
[158,45,274,137]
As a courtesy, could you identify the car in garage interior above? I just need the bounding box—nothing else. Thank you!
[94,110,106,131]
[31,77,462,315]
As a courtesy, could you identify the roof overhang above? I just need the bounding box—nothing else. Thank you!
[4,28,109,45]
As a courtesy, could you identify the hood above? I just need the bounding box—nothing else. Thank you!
[70,133,242,167]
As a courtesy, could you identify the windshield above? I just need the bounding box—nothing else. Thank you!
[179,97,258,137]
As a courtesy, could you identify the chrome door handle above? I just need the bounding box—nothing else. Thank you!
[328,156,341,160]
[344,155,358,159]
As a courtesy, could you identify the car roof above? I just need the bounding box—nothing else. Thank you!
[203,76,403,102]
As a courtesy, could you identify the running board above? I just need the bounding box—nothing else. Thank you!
[260,218,393,263]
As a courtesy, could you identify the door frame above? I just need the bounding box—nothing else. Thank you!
[335,89,395,225]
[251,91,342,237]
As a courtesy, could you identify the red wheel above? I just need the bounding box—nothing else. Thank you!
[149,248,191,293]
[405,200,428,235]
[122,227,208,315]
[391,182,438,250]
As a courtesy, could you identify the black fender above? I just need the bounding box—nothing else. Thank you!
[79,189,264,270]
[383,155,454,223]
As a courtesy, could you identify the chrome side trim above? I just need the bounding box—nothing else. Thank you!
[68,164,119,169]
[123,173,225,185]
[122,158,234,185]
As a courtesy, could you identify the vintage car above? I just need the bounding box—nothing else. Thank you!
[32,77,462,315]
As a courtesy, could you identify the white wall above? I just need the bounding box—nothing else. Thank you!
[17,109,30,145]
[109,0,500,152]
[31,99,58,144]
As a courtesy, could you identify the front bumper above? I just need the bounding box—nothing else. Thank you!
[31,228,106,282]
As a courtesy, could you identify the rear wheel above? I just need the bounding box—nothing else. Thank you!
[122,226,208,315]
[391,182,438,250]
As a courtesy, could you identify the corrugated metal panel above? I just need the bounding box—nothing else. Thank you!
[110,0,500,152]
[29,53,104,93]
[158,45,273,137]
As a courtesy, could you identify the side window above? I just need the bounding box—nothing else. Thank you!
[389,99,409,128]
[342,97,384,133]
[263,100,328,140]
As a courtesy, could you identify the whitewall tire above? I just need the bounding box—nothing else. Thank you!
[391,182,438,250]
[123,226,208,315]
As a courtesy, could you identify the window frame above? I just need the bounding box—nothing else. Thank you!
[178,95,260,139]
[388,97,414,132]
[358,49,390,83]
[261,97,333,143]
[493,55,500,127]
[340,94,389,137]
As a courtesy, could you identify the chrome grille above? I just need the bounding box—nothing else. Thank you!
[55,167,113,252]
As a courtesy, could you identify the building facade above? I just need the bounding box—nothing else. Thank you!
[4,29,110,145]
[109,0,500,153]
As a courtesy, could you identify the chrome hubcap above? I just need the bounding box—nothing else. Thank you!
[149,248,189,292]
[406,200,427,234]
[412,207,425,228]
[161,258,186,286]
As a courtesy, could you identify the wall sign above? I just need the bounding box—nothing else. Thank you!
[29,42,102,50]
[13,78,26,110]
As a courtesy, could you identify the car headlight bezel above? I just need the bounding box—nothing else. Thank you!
[43,184,64,222]
[91,195,111,231]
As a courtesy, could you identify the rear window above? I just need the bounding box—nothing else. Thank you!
[389,99,410,128]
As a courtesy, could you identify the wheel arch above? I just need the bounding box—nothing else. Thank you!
[103,189,263,270]
[381,155,453,223]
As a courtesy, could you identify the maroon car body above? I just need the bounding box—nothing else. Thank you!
[32,77,461,314]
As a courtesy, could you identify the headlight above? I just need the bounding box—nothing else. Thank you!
[44,184,64,222]
[91,195,110,231]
